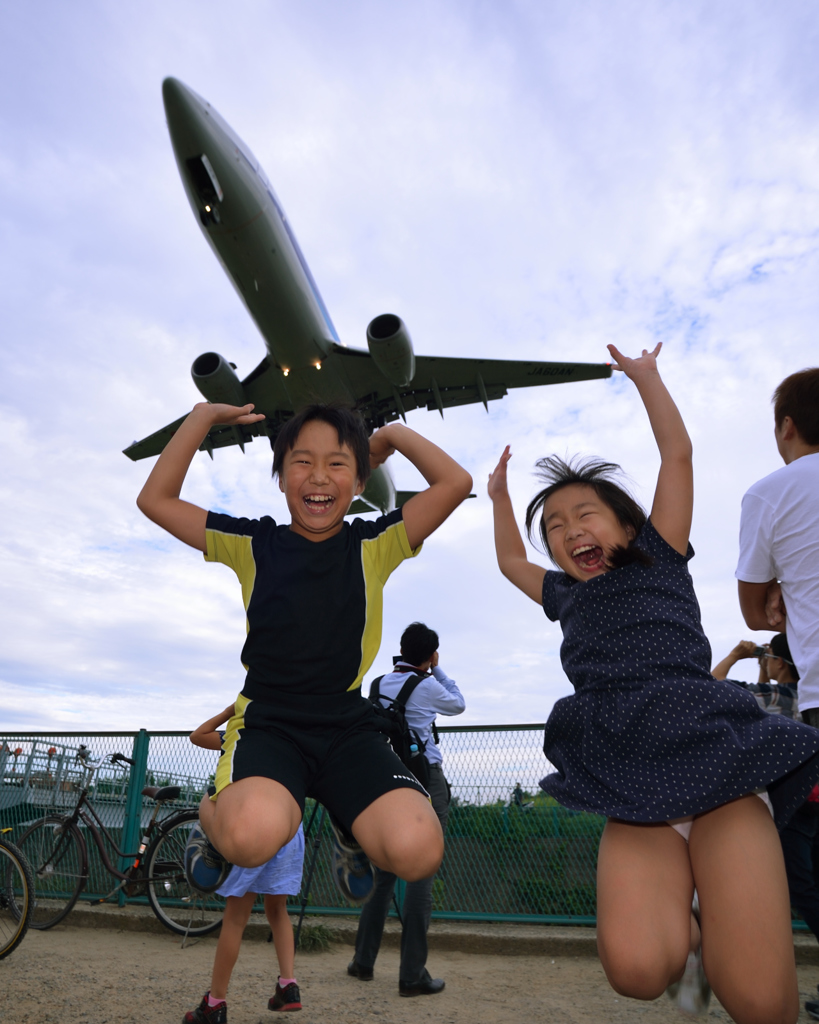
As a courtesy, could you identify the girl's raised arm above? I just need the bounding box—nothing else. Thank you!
[607,343,692,555]
[488,447,547,603]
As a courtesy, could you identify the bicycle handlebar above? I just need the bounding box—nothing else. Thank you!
[110,753,135,766]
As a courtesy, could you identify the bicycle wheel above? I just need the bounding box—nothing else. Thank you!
[145,810,224,936]
[0,836,33,959]
[17,816,86,929]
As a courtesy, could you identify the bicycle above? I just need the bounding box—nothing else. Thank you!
[0,828,33,959]
[16,745,224,936]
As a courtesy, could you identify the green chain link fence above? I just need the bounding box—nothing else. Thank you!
[0,728,808,930]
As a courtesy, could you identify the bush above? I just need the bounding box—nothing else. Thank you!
[514,875,597,917]
[295,922,334,952]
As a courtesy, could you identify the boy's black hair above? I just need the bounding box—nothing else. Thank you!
[272,404,372,485]
[770,632,799,682]
[525,455,653,570]
[773,368,819,445]
[400,622,439,667]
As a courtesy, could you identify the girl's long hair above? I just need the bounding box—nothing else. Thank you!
[525,455,653,569]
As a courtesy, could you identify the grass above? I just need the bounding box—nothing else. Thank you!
[295,921,334,952]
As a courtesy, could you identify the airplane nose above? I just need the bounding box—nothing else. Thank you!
[162,77,207,142]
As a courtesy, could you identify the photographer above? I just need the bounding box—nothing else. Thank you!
[711,635,799,718]
[347,622,464,997]
[714,638,819,961]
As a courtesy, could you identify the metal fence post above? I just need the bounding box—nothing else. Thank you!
[118,730,150,903]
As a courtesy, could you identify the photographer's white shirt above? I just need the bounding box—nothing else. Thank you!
[736,452,819,711]
[375,664,465,765]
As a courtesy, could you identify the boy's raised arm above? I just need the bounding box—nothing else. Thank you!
[136,402,265,552]
[369,423,472,549]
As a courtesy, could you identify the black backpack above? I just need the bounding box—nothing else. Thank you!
[369,673,431,789]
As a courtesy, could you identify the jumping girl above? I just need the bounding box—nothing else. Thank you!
[488,343,819,1024]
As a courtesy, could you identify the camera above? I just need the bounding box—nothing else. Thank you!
[752,646,768,658]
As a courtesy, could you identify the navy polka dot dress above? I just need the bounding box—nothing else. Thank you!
[539,520,819,830]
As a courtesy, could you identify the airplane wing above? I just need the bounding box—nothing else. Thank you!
[123,352,611,460]
[123,410,272,461]
[333,348,613,426]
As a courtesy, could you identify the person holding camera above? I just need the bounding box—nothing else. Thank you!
[713,637,819,964]
[711,635,799,718]
[347,622,464,997]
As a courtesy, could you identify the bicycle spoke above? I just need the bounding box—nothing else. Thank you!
[0,838,33,959]
[145,811,224,936]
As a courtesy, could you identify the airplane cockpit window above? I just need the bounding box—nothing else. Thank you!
[186,154,223,205]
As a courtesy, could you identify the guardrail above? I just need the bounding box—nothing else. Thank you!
[0,728,809,930]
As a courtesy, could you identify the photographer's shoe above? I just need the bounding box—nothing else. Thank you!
[184,823,231,894]
[329,819,374,905]
[399,971,445,997]
[347,959,374,981]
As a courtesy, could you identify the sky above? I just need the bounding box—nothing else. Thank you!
[1,0,818,733]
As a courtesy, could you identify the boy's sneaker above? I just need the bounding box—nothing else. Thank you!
[184,823,231,894]
[329,818,375,905]
[184,992,227,1024]
[269,981,302,1012]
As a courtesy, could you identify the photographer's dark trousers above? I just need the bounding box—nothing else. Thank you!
[353,763,451,984]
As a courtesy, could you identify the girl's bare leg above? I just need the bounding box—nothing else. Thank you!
[210,892,255,1000]
[264,894,296,979]
[596,819,693,999]
[198,778,302,867]
[690,795,798,1024]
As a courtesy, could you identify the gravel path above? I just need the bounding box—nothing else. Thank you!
[3,925,819,1023]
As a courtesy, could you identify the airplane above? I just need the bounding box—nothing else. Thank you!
[124,77,612,514]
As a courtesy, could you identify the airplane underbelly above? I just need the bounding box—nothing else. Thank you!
[209,216,333,370]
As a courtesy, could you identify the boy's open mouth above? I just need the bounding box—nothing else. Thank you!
[303,493,335,514]
[571,544,606,572]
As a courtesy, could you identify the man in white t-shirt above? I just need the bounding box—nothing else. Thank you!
[736,368,819,722]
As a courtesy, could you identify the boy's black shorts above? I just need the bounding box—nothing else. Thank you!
[213,690,428,833]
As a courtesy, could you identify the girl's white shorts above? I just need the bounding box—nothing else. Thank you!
[667,789,773,843]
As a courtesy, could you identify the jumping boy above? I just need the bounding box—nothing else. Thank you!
[136,400,472,902]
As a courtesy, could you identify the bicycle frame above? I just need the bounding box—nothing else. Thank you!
[48,754,187,897]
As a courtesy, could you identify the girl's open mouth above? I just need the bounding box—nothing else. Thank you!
[571,544,606,572]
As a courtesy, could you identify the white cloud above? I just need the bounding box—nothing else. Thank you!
[1,1,818,733]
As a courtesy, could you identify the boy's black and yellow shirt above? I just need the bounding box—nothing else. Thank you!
[204,507,420,700]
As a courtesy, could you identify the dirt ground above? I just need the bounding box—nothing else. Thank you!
[3,926,819,1024]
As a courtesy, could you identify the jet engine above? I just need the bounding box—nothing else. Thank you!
[191,352,245,406]
[366,314,415,387]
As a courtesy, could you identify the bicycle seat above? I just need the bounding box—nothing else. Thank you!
[141,785,181,801]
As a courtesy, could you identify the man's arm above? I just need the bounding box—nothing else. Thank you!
[738,580,786,631]
[136,402,265,552]
[427,665,466,716]
[368,423,472,550]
